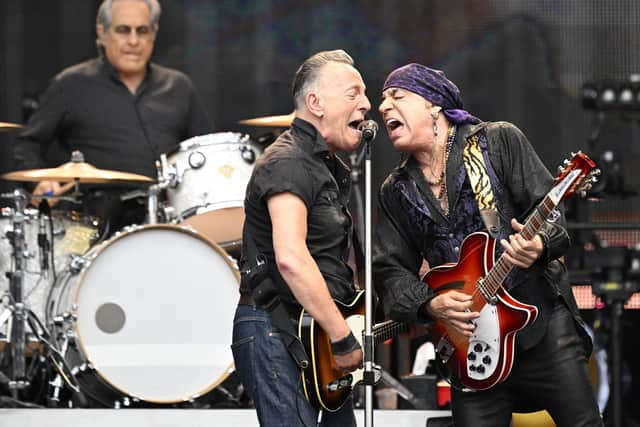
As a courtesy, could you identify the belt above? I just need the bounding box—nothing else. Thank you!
[238,292,256,305]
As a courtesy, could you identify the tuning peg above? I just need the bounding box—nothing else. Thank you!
[557,165,565,174]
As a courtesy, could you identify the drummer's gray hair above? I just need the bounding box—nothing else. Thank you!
[96,0,161,44]
[292,50,355,110]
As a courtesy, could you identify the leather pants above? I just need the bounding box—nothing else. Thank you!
[451,300,603,427]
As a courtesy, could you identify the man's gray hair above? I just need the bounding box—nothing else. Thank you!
[292,49,354,110]
[96,0,162,31]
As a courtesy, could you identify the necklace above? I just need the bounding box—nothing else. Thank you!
[425,124,456,186]
[434,125,457,215]
[425,143,446,187]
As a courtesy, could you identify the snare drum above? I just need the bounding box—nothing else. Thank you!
[48,224,239,406]
[164,133,261,253]
[0,208,100,323]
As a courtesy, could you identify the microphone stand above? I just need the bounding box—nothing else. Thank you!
[362,132,375,427]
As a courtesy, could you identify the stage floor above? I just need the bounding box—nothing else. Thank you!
[0,408,452,427]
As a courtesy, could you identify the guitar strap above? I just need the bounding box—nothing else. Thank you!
[241,228,309,369]
[463,134,501,238]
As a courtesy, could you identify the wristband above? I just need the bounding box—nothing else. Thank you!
[331,331,360,356]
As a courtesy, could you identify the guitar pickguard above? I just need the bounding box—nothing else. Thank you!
[467,304,500,380]
[345,314,365,347]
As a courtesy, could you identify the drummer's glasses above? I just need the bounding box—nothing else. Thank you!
[113,25,155,39]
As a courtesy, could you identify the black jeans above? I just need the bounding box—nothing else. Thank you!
[451,301,603,427]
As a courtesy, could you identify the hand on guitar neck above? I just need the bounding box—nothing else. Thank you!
[499,218,545,269]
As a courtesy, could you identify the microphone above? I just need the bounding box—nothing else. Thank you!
[358,120,378,142]
[38,200,51,271]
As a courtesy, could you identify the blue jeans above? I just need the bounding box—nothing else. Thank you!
[231,304,356,427]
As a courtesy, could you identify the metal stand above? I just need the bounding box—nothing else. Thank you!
[362,134,376,427]
[0,189,34,397]
[0,190,86,407]
[593,278,638,427]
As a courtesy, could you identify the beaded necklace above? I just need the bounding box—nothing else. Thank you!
[434,125,456,215]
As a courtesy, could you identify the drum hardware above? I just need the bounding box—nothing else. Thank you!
[0,190,94,407]
[0,188,34,394]
[238,112,294,128]
[118,158,174,226]
[146,156,173,225]
[44,314,88,408]
[0,190,61,403]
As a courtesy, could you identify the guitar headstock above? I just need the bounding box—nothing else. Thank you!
[551,151,600,202]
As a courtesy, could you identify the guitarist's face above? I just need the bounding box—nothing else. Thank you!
[379,87,441,152]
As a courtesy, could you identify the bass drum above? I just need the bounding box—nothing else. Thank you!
[48,224,239,406]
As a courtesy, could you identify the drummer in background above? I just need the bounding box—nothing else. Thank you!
[14,0,213,235]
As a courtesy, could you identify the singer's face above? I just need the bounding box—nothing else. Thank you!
[315,62,371,152]
[379,88,437,152]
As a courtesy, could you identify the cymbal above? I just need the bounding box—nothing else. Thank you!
[238,112,294,127]
[2,161,153,184]
[0,121,23,132]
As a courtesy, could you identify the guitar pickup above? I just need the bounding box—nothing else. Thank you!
[436,337,455,363]
[327,374,353,391]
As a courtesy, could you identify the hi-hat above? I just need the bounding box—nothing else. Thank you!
[2,151,153,184]
[238,112,294,127]
[0,121,23,132]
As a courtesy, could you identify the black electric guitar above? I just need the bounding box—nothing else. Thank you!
[298,290,407,412]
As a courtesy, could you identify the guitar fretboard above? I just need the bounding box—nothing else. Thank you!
[371,320,406,345]
[483,195,556,296]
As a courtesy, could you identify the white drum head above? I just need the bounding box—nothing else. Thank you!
[73,225,238,403]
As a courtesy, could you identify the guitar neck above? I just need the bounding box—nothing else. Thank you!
[484,194,557,296]
[372,319,407,345]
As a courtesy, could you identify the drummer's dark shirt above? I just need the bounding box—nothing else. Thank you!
[13,56,212,235]
[15,56,212,179]
[242,118,357,305]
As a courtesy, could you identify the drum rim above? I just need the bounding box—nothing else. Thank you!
[71,223,239,403]
[167,132,251,156]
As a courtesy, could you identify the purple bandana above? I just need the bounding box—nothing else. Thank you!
[382,63,481,125]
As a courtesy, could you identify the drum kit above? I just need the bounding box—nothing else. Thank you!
[0,115,289,408]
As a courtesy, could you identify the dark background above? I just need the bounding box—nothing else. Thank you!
[3,0,640,192]
[1,0,639,422]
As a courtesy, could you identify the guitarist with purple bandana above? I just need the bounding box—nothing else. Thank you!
[373,63,602,427]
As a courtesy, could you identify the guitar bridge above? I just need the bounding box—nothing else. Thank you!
[327,374,353,392]
[436,337,455,363]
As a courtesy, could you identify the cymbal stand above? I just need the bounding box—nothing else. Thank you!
[1,189,31,395]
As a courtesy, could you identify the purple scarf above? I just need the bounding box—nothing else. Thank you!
[382,63,481,125]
